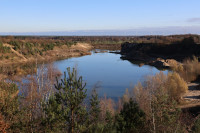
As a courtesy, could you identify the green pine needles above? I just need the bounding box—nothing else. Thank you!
[44,67,87,133]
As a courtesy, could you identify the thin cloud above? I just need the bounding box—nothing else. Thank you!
[187,18,200,22]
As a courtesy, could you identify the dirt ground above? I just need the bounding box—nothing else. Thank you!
[181,83,200,108]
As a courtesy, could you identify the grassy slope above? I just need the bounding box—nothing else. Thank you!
[0,42,92,66]
[0,42,92,80]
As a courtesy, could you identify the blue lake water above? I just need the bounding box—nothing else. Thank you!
[53,51,168,98]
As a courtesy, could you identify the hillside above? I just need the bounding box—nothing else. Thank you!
[121,36,200,68]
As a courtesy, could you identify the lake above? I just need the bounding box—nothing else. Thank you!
[53,50,168,99]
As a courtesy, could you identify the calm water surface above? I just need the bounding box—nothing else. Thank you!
[53,51,168,98]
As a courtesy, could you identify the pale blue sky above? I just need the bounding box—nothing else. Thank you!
[1,0,200,35]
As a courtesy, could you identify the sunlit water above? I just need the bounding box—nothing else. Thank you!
[53,51,168,99]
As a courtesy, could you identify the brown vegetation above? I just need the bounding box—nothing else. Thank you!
[1,35,200,132]
[19,64,61,132]
[0,113,9,133]
[166,72,188,102]
[121,72,188,132]
[0,42,92,80]
[0,42,92,66]
[174,56,200,82]
[1,34,200,45]
[0,81,20,132]
[100,95,116,118]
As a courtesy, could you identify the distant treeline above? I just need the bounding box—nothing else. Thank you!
[0,34,200,45]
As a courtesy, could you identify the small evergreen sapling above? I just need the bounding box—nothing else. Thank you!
[44,67,87,133]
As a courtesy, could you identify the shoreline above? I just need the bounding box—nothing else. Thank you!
[0,43,93,80]
[0,43,122,80]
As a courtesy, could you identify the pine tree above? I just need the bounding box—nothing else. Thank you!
[43,67,88,133]
[89,89,100,125]
[104,110,114,132]
[115,98,146,133]
[87,89,101,132]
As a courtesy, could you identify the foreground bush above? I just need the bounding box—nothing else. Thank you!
[132,72,185,132]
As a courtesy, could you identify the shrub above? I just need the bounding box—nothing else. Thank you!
[9,41,21,50]
[42,43,55,51]
[0,55,4,60]
[0,42,11,53]
[5,56,9,59]
[174,56,200,82]
[166,72,188,102]
[0,81,20,132]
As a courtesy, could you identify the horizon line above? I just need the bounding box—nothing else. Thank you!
[1,26,200,36]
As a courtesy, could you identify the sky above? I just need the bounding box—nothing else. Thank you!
[1,0,200,35]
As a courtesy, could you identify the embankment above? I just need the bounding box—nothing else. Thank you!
[0,43,92,66]
[0,43,93,80]
[120,37,200,69]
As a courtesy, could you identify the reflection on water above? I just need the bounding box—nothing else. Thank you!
[53,51,168,98]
